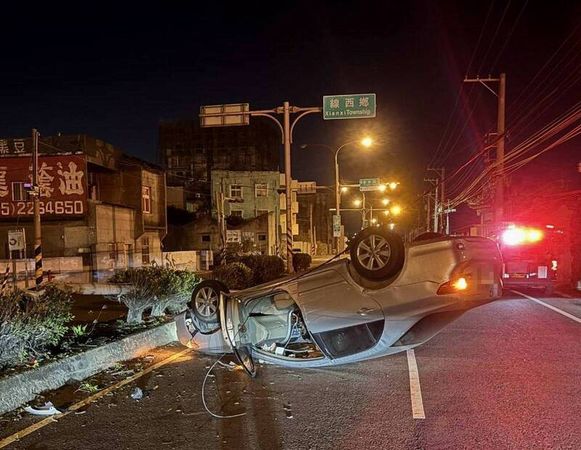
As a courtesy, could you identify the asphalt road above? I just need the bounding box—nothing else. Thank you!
[1,290,580,450]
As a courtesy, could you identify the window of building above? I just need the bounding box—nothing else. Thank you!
[11,182,26,201]
[256,209,269,217]
[230,210,243,218]
[201,234,211,243]
[142,186,152,213]
[141,237,150,265]
[255,183,268,197]
[257,233,267,242]
[229,184,242,198]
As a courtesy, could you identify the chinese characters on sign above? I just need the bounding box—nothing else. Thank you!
[323,93,376,120]
[0,155,87,217]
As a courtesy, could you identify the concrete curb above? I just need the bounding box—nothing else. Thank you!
[0,321,178,415]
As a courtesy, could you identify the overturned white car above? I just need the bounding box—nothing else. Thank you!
[176,227,503,376]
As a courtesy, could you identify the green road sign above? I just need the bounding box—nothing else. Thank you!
[323,93,376,120]
[359,178,380,192]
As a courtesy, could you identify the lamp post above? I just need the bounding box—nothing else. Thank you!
[302,137,372,253]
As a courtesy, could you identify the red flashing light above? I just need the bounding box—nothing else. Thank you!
[501,226,544,246]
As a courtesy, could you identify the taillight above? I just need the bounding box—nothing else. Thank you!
[437,277,469,295]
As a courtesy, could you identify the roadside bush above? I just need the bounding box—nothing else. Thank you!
[292,253,312,272]
[212,262,253,290]
[239,255,285,285]
[111,267,200,323]
[0,285,73,369]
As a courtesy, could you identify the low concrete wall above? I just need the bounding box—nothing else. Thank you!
[163,250,200,271]
[0,321,178,415]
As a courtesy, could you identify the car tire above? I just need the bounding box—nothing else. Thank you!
[189,280,229,324]
[349,227,405,281]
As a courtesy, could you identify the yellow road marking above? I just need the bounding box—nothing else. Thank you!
[0,347,192,449]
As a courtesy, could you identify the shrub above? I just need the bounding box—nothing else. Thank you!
[111,267,200,323]
[239,255,285,285]
[213,262,253,290]
[0,285,73,369]
[292,253,312,272]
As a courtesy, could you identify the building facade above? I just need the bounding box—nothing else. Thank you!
[0,134,166,278]
[159,119,280,212]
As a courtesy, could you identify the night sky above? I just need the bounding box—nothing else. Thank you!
[1,1,579,228]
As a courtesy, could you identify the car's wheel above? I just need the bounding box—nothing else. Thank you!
[349,227,405,281]
[190,280,228,324]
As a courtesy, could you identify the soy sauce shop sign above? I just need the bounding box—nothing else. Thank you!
[0,155,87,217]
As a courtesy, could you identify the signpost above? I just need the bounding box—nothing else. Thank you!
[323,93,376,120]
[359,178,381,192]
[8,229,25,252]
[332,214,341,238]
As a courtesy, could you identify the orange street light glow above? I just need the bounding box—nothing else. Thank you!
[390,205,402,215]
[389,182,398,190]
[361,137,373,148]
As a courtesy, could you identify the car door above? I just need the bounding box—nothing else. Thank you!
[295,265,385,359]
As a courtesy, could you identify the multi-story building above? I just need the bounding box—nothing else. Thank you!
[0,134,166,277]
[159,119,280,212]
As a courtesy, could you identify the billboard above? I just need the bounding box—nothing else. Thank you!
[0,155,87,218]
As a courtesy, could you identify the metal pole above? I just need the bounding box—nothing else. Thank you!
[334,149,341,253]
[433,183,439,233]
[426,192,431,232]
[440,168,445,233]
[32,129,43,290]
[361,193,366,229]
[496,73,506,226]
[283,102,294,273]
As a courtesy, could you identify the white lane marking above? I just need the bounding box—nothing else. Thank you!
[406,349,425,419]
[512,290,581,324]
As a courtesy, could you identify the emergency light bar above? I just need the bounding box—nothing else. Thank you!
[501,225,544,246]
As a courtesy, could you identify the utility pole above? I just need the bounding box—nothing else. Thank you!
[464,73,507,226]
[433,182,439,232]
[200,102,322,273]
[424,177,440,233]
[427,168,445,233]
[32,129,43,289]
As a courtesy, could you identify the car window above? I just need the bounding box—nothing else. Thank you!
[313,320,384,359]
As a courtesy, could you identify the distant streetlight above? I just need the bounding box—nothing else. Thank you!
[389,182,398,190]
[383,210,389,216]
[371,218,377,224]
[341,186,349,193]
[378,184,387,193]
[390,205,402,216]
[301,137,373,252]
[381,198,390,206]
[353,199,362,207]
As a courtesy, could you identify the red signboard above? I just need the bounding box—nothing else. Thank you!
[0,155,87,218]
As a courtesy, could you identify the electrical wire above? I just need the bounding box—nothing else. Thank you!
[200,247,349,419]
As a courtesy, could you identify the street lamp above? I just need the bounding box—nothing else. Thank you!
[381,198,390,206]
[341,186,349,193]
[390,205,402,216]
[302,137,373,253]
[353,199,362,207]
[389,182,398,190]
[378,184,387,193]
